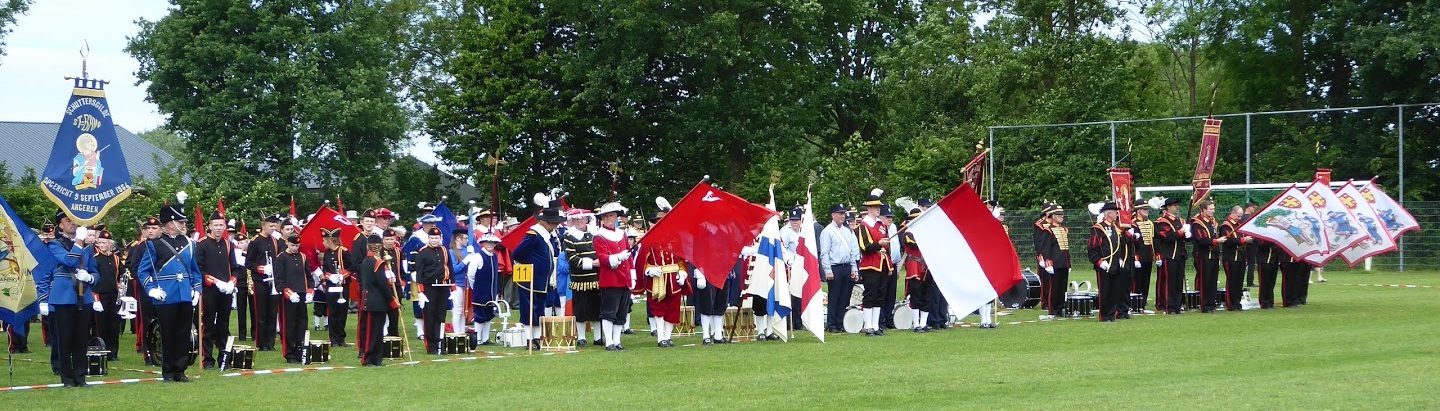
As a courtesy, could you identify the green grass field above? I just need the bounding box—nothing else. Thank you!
[4,270,1438,409]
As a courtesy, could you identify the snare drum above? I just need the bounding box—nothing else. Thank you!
[1214,288,1228,307]
[1065,294,1095,317]
[540,316,577,351]
[1183,291,1201,310]
[86,350,109,376]
[675,306,697,336]
[228,345,256,370]
[892,302,914,329]
[1129,293,1145,313]
[382,337,404,359]
[723,307,756,341]
[305,340,331,364]
[442,333,471,354]
[842,307,864,334]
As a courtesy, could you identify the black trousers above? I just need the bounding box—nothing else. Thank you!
[328,292,348,344]
[422,286,450,353]
[1280,262,1308,307]
[255,294,279,350]
[280,300,307,361]
[825,264,854,330]
[201,289,233,366]
[1046,267,1071,316]
[1257,263,1279,308]
[360,310,386,366]
[52,305,89,386]
[879,271,898,328]
[135,287,159,358]
[1097,268,1127,321]
[155,303,194,376]
[1131,260,1153,310]
[386,309,400,337]
[1222,259,1246,310]
[93,292,122,359]
[234,289,250,340]
[1161,258,1186,313]
[906,278,930,310]
[599,288,632,324]
[1115,265,1133,313]
[926,277,948,327]
[1194,258,1219,310]
[860,267,887,309]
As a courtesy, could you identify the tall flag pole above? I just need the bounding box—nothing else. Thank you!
[40,47,133,225]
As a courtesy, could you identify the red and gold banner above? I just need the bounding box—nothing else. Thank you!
[961,149,989,194]
[1313,168,1332,185]
[1109,168,1134,225]
[1190,118,1222,207]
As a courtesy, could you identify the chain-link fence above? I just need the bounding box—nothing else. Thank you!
[1001,201,1437,273]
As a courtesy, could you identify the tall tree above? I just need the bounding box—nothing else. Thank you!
[0,0,31,61]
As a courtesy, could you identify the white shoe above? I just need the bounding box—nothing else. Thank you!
[1038,315,1054,321]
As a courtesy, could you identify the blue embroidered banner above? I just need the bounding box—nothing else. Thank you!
[39,78,133,225]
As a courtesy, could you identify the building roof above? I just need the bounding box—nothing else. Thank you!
[0,121,174,180]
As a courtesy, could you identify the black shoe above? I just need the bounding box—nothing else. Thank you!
[617,344,627,351]
[703,338,714,346]
[172,374,191,383]
[714,338,729,344]
[862,329,874,336]
[650,330,657,337]
[605,345,618,351]
[576,339,587,347]
[530,339,541,351]
[593,339,604,347]
[108,354,119,361]
[622,329,635,335]
[1118,313,1132,320]
[767,334,781,341]
[479,340,494,346]
[874,329,885,336]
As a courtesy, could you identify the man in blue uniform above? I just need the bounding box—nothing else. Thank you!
[36,209,97,387]
[512,194,565,350]
[136,200,204,382]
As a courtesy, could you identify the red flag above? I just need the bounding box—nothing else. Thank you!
[240,220,248,239]
[194,204,205,233]
[217,197,229,240]
[289,196,298,219]
[500,215,537,251]
[906,183,1023,317]
[1109,168,1134,225]
[1191,118,1222,207]
[961,149,988,193]
[639,181,779,289]
[299,206,361,262]
[1313,168,1332,185]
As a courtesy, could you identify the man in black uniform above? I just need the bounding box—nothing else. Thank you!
[1255,239,1283,309]
[126,217,163,363]
[358,235,398,366]
[381,231,405,337]
[90,230,125,360]
[273,233,311,363]
[1279,254,1310,308]
[319,228,352,347]
[1217,206,1252,311]
[1032,203,1071,319]
[245,215,284,351]
[1128,200,1156,313]
[414,227,453,355]
[1087,202,1131,322]
[1153,198,1189,314]
[231,229,251,341]
[1190,201,1222,313]
[195,211,241,369]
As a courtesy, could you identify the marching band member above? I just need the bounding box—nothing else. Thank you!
[359,235,398,366]
[1190,201,1222,313]
[901,207,933,332]
[1255,238,1283,309]
[245,215,284,351]
[1280,249,1310,308]
[512,194,566,350]
[856,189,891,336]
[1154,198,1189,314]
[231,225,252,342]
[879,204,900,331]
[1218,205,1252,311]
[592,203,634,350]
[562,208,603,347]
[819,203,859,333]
[1087,202,1131,322]
[640,237,692,348]
[136,199,204,382]
[451,228,472,338]
[1033,202,1071,321]
[274,233,312,363]
[1129,200,1158,313]
[195,212,241,368]
[128,217,162,363]
[37,209,97,387]
[622,215,647,335]
[88,230,124,360]
[382,229,406,337]
[319,229,352,346]
[404,213,442,340]
[414,227,454,355]
[467,234,502,346]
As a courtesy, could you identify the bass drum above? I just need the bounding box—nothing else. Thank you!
[843,307,865,334]
[892,301,914,329]
[1000,268,1043,309]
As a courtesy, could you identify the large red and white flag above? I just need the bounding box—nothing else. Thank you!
[640,181,778,288]
[1301,182,1370,266]
[788,190,825,342]
[1239,185,1328,261]
[1359,182,1421,241]
[905,183,1022,317]
[1337,181,1398,266]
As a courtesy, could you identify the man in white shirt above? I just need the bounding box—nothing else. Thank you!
[819,204,860,332]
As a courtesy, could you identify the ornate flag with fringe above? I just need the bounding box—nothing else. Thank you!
[1190,119,1222,207]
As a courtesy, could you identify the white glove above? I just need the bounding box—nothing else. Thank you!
[1099,260,1111,271]
[1182,224,1192,238]
[75,270,94,283]
[92,301,104,312]
[645,267,662,278]
[148,288,167,301]
[328,274,343,284]
[311,268,323,282]
[417,292,429,304]
[224,281,238,295]
[235,254,246,266]
[261,263,273,276]
[695,269,707,289]
[1134,260,1142,269]
[39,303,50,315]
[614,250,632,261]
[192,290,201,306]
[270,231,282,240]
[75,226,92,243]
[463,253,482,267]
[384,270,395,280]
[1044,266,1055,275]
[1157,260,1163,267]
[677,270,688,286]
[337,298,347,304]
[304,293,314,303]
[581,257,595,271]
[740,246,757,257]
[629,270,637,289]
[289,292,301,303]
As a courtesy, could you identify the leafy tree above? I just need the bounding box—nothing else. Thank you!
[0,0,32,60]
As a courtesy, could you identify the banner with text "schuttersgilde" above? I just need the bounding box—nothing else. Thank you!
[39,78,133,225]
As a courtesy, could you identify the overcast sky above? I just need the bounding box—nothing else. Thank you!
[0,0,441,165]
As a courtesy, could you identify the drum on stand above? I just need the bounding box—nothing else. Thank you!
[1000,269,1043,309]
[1065,293,1095,317]
[675,306,697,336]
[723,307,756,341]
[892,300,914,329]
[227,345,256,370]
[540,316,577,351]
[842,306,864,334]
[1129,293,1146,314]
[381,337,404,359]
[1183,291,1201,310]
[305,340,331,364]
[442,333,472,354]
[1214,288,1228,308]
